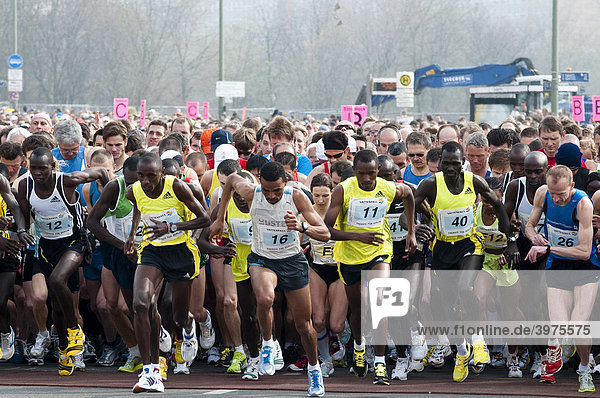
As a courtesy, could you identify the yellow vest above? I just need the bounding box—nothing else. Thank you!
[0,196,8,239]
[226,197,252,282]
[430,171,478,243]
[333,176,396,265]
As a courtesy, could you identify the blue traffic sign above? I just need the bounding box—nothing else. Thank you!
[561,72,589,82]
[0,80,6,88]
[8,54,22,69]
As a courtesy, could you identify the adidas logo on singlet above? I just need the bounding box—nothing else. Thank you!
[50,196,61,203]
[375,190,384,197]
[465,187,473,194]
[162,192,173,199]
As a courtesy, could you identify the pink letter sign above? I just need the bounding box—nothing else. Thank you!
[186,102,199,119]
[140,99,146,126]
[593,96,600,122]
[572,96,584,122]
[114,98,129,120]
[241,107,247,120]
[203,102,209,120]
[353,105,368,127]
[341,105,353,123]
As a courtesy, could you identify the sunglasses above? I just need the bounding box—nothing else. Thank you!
[408,153,425,158]
[238,150,252,156]
[325,152,345,159]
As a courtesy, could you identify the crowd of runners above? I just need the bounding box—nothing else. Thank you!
[0,107,599,396]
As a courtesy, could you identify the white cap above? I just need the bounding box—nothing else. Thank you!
[160,150,181,160]
[214,144,239,168]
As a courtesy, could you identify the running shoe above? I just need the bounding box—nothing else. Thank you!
[159,326,172,353]
[507,354,522,378]
[181,322,198,363]
[366,345,375,373]
[0,327,15,361]
[386,347,398,363]
[10,338,26,364]
[227,350,247,374]
[82,340,96,363]
[288,355,308,371]
[73,353,85,371]
[217,347,233,367]
[307,368,325,397]
[578,368,595,393]
[173,362,190,375]
[408,357,424,373]
[453,343,472,383]
[428,346,445,367]
[97,341,126,367]
[206,346,220,365]
[338,320,351,345]
[199,311,216,350]
[518,347,530,370]
[259,344,275,376]
[353,346,367,377]
[242,357,259,380]
[159,356,168,381]
[472,339,490,365]
[545,345,563,375]
[539,361,555,384]
[410,326,427,361]
[391,358,408,380]
[283,344,300,363]
[274,340,284,371]
[174,339,184,364]
[373,362,389,385]
[331,342,345,365]
[133,369,164,393]
[30,332,50,359]
[119,355,143,373]
[321,360,334,378]
[530,351,542,377]
[490,351,506,368]
[421,346,435,366]
[66,325,85,357]
[58,349,74,376]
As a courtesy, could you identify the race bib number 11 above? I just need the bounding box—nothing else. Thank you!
[347,197,387,228]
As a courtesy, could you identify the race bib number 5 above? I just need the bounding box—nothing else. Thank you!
[438,206,474,237]
[347,197,387,228]
[547,224,578,247]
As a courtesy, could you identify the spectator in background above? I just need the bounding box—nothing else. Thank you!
[7,127,31,144]
[29,112,53,133]
[487,128,513,152]
[146,120,168,148]
[0,142,26,183]
[388,141,407,170]
[435,124,460,147]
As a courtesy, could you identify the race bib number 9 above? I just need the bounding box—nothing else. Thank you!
[230,218,252,245]
[37,213,74,239]
[438,206,474,237]
[386,213,408,241]
[347,197,387,228]
[547,224,578,248]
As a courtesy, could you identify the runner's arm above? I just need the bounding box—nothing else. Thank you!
[172,178,211,230]
[394,182,416,253]
[87,180,125,249]
[124,187,141,255]
[549,196,594,260]
[16,178,31,226]
[293,189,330,242]
[524,186,547,243]
[474,174,512,237]
[413,176,435,218]
[210,173,255,241]
[0,175,34,245]
[64,167,110,187]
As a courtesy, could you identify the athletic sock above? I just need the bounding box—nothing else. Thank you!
[39,330,49,338]
[234,345,244,354]
[472,333,484,344]
[457,339,468,356]
[129,345,140,358]
[548,338,560,347]
[262,338,274,347]
[354,338,365,351]
[201,310,211,326]
[374,355,385,364]
[579,363,591,372]
[317,330,331,362]
[307,362,321,372]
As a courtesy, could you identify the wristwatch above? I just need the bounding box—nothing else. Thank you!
[169,223,178,233]
[16,229,27,234]
[546,243,551,254]
[300,222,309,233]
[507,234,518,243]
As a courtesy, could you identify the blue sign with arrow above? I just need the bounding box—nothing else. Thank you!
[561,72,589,82]
[8,54,23,69]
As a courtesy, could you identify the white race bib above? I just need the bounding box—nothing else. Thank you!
[477,225,506,249]
[230,218,252,245]
[347,197,387,228]
[141,208,183,243]
[36,212,74,239]
[438,206,474,237]
[386,213,408,241]
[311,240,336,264]
[547,224,578,248]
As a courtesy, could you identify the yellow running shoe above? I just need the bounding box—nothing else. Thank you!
[118,355,143,373]
[159,356,168,381]
[453,343,472,383]
[422,346,436,366]
[66,325,85,357]
[174,339,184,364]
[227,350,247,374]
[353,347,367,377]
[58,349,74,376]
[472,340,490,365]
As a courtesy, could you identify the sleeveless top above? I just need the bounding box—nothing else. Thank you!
[511,177,545,234]
[543,188,600,267]
[333,176,396,265]
[27,173,83,240]
[475,202,506,250]
[250,185,301,259]
[403,164,431,186]
[103,176,142,243]
[226,197,252,281]
[430,171,478,243]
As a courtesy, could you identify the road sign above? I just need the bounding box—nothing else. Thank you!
[203,102,209,120]
[396,71,414,107]
[341,105,368,127]
[8,69,22,81]
[216,81,245,98]
[561,72,589,82]
[8,91,19,102]
[0,80,6,88]
[372,78,397,95]
[8,80,22,92]
[8,54,23,69]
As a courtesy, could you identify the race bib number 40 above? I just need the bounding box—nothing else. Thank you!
[438,206,474,237]
[347,197,387,228]
[386,213,408,241]
[547,224,578,247]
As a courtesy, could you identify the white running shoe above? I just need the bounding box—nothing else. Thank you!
[391,358,408,380]
[133,370,164,393]
[73,353,86,371]
[410,326,427,361]
[159,326,172,353]
[0,327,15,360]
[30,332,51,359]
[181,322,198,363]
[307,368,325,397]
[206,346,220,365]
[507,354,522,378]
[173,362,190,375]
[242,357,259,380]
[530,351,542,378]
[274,340,284,371]
[321,360,334,378]
[258,344,275,376]
[428,346,445,367]
[408,357,424,373]
[331,342,345,362]
[199,311,216,350]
